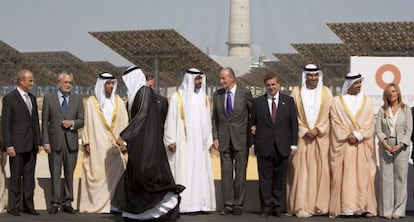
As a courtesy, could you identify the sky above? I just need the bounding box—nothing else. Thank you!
[1,0,414,66]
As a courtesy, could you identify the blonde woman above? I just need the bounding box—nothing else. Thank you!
[375,83,412,219]
[0,118,7,213]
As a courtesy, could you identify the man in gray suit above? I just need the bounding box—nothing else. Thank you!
[212,67,253,215]
[42,71,84,214]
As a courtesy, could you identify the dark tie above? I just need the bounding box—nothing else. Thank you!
[61,95,68,114]
[271,98,277,123]
[226,91,233,117]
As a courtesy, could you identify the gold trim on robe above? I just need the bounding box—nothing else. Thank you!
[91,95,119,139]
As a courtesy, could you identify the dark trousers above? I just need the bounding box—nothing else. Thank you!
[8,151,36,211]
[48,141,78,207]
[220,141,248,209]
[257,149,287,212]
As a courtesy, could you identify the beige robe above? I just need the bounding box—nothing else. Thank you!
[287,86,332,217]
[329,95,377,217]
[79,95,129,213]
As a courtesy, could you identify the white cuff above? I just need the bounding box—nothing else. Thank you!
[70,120,75,130]
[353,131,363,141]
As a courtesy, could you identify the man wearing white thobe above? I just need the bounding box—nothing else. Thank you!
[164,68,216,213]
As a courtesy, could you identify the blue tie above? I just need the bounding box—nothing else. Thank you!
[61,95,68,114]
[226,91,233,117]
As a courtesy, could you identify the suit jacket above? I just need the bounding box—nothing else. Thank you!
[252,93,298,157]
[212,86,253,150]
[376,105,413,147]
[155,94,168,126]
[1,89,41,153]
[42,92,84,151]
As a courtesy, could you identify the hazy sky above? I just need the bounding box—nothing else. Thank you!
[1,0,414,66]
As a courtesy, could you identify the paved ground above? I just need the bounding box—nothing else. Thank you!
[0,211,413,222]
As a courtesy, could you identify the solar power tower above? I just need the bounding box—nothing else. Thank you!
[89,29,223,92]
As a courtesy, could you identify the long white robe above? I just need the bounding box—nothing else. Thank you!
[79,95,129,213]
[164,91,216,213]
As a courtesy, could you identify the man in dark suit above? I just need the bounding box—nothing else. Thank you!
[145,73,168,126]
[251,73,298,218]
[42,71,84,214]
[1,69,42,216]
[212,67,253,215]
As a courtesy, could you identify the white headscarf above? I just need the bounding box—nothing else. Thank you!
[178,68,210,147]
[300,64,323,129]
[95,72,117,107]
[341,72,364,95]
[94,72,117,125]
[178,68,207,106]
[121,66,147,114]
[341,72,364,115]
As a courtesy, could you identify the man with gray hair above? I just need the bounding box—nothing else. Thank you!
[212,67,253,215]
[42,71,84,214]
[2,69,42,216]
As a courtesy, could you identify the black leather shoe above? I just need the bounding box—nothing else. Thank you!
[232,207,242,215]
[219,207,232,215]
[24,209,40,215]
[174,184,186,194]
[260,211,270,218]
[272,210,285,218]
[62,205,76,214]
[49,206,59,214]
[7,210,21,216]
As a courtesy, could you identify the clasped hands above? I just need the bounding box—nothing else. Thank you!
[61,120,73,129]
[347,134,359,145]
[304,128,318,140]
[116,137,128,154]
[382,140,402,155]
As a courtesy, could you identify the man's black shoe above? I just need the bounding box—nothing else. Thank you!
[49,206,59,214]
[219,207,232,215]
[7,210,21,216]
[23,209,40,215]
[272,210,285,218]
[232,207,242,215]
[260,211,270,218]
[62,205,76,214]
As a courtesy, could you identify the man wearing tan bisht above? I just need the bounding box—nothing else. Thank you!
[329,72,377,218]
[287,64,333,217]
[79,73,129,213]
